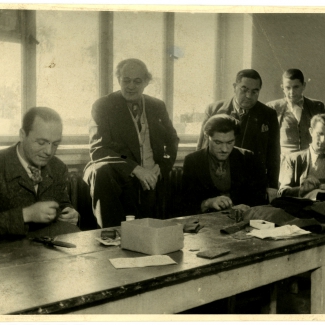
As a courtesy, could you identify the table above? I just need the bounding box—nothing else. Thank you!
[1,212,325,315]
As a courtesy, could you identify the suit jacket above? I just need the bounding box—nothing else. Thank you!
[197,98,280,188]
[86,91,179,178]
[266,96,325,151]
[181,147,267,216]
[0,144,76,236]
[278,149,311,197]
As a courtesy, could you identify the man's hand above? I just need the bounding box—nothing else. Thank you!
[299,176,321,197]
[58,207,79,225]
[23,201,59,223]
[202,196,233,212]
[132,165,160,190]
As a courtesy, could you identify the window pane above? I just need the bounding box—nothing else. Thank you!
[36,11,99,136]
[174,13,216,135]
[0,41,21,135]
[113,12,164,100]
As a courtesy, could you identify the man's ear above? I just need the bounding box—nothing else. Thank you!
[232,83,237,92]
[309,127,313,137]
[302,82,306,92]
[19,128,26,142]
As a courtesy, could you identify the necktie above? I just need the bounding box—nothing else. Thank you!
[238,108,247,120]
[132,103,142,132]
[216,162,226,180]
[292,104,302,123]
[28,165,43,185]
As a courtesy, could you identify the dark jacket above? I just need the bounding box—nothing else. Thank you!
[181,147,267,216]
[0,144,75,236]
[197,98,280,188]
[86,91,179,178]
[278,148,311,197]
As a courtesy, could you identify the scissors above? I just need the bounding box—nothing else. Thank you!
[30,236,76,248]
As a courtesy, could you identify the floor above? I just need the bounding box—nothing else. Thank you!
[179,272,311,314]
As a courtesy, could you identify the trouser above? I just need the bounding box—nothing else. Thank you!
[83,161,159,228]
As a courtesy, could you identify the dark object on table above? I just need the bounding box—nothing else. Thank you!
[30,236,76,248]
[101,230,117,240]
[197,248,230,259]
[317,192,325,201]
[220,220,250,234]
[183,219,204,233]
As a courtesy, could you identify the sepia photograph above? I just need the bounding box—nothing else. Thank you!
[1,4,325,320]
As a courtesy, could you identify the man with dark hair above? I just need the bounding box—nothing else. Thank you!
[279,113,325,198]
[0,107,79,237]
[183,114,267,216]
[197,69,280,190]
[267,69,325,159]
[83,58,179,228]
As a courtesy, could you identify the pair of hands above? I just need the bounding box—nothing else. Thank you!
[299,176,325,197]
[132,164,161,190]
[23,201,79,225]
[202,195,233,212]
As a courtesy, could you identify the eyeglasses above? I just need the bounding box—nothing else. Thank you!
[237,86,260,96]
[121,78,144,86]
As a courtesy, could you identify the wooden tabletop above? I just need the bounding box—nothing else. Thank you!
[1,212,325,315]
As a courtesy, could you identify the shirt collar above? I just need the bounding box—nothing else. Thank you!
[286,96,304,110]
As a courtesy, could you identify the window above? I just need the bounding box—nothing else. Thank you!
[36,11,99,137]
[0,10,22,137]
[173,13,217,136]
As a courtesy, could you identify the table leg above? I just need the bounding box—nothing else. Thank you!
[311,266,325,313]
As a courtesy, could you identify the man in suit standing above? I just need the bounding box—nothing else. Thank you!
[267,69,325,160]
[279,114,325,199]
[83,58,179,228]
[197,69,280,190]
[0,107,79,237]
[183,114,267,216]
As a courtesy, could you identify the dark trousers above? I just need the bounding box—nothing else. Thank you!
[84,161,160,228]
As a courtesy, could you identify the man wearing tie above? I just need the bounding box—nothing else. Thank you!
[266,69,325,160]
[279,114,325,198]
[183,114,267,216]
[83,58,179,228]
[0,107,79,236]
[197,69,280,190]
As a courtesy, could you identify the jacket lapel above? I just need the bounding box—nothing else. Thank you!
[113,92,141,163]
[5,144,36,195]
[196,148,215,189]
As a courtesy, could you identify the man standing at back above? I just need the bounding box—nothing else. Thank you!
[83,58,179,228]
[197,69,280,189]
[267,69,325,160]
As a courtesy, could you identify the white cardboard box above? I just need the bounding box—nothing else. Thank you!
[121,218,184,255]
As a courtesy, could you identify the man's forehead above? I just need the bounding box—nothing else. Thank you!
[121,63,146,77]
[312,122,325,131]
[210,131,235,140]
[282,77,303,86]
[237,77,261,89]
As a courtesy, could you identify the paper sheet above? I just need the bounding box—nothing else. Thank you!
[109,255,177,269]
[247,225,311,240]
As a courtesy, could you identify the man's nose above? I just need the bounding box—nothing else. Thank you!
[221,143,228,152]
[245,91,253,99]
[44,143,53,155]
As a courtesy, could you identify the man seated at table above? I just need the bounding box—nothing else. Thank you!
[182,114,267,216]
[278,113,325,199]
[0,107,80,237]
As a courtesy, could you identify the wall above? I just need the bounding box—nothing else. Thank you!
[251,13,325,104]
